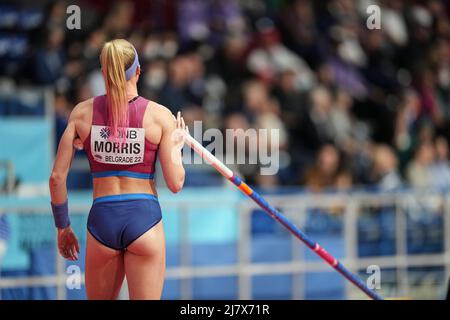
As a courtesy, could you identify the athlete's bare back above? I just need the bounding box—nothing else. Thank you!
[69,97,185,199]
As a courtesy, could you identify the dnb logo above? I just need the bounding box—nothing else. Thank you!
[95,127,110,160]
[100,127,111,139]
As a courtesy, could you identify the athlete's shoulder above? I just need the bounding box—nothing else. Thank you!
[146,100,174,122]
[70,98,94,120]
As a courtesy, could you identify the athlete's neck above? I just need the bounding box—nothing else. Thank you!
[125,82,138,100]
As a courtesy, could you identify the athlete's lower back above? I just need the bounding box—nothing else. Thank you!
[92,175,157,199]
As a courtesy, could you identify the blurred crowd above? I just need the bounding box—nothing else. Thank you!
[4,0,450,190]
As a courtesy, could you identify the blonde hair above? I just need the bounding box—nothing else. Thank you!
[100,39,136,140]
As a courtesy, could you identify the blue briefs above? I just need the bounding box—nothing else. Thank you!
[87,193,162,250]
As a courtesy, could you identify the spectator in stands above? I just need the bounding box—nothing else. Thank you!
[394,89,421,152]
[177,0,210,47]
[184,53,207,107]
[372,144,403,191]
[304,144,341,192]
[246,18,315,89]
[84,29,107,74]
[214,32,250,110]
[102,1,135,38]
[406,141,436,189]
[415,68,444,126]
[316,63,337,91]
[33,28,65,84]
[159,56,194,113]
[329,89,356,154]
[431,39,450,137]
[139,60,168,101]
[45,1,69,30]
[254,99,288,151]
[273,69,307,172]
[274,69,307,133]
[429,136,450,190]
[223,112,258,182]
[282,0,321,68]
[380,0,409,47]
[299,86,334,152]
[177,0,245,48]
[335,169,353,191]
[208,0,245,47]
[324,30,368,100]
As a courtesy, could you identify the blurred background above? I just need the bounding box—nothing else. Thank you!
[1,0,450,300]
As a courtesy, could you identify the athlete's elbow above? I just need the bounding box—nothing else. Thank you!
[168,176,184,193]
[49,172,65,189]
[168,181,184,193]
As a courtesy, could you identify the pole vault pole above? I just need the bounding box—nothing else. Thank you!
[184,133,383,300]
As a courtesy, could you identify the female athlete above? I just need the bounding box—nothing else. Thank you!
[49,39,186,299]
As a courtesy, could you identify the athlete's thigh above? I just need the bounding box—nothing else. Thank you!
[124,221,166,300]
[85,231,125,300]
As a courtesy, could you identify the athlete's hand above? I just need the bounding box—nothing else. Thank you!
[57,226,80,261]
[173,111,188,150]
[73,138,83,151]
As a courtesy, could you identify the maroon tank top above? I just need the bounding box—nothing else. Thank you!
[83,95,158,179]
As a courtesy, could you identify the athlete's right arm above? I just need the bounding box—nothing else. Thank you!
[49,105,81,261]
[158,109,186,193]
[49,108,78,203]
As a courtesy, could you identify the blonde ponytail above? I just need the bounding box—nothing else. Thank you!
[100,39,136,141]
